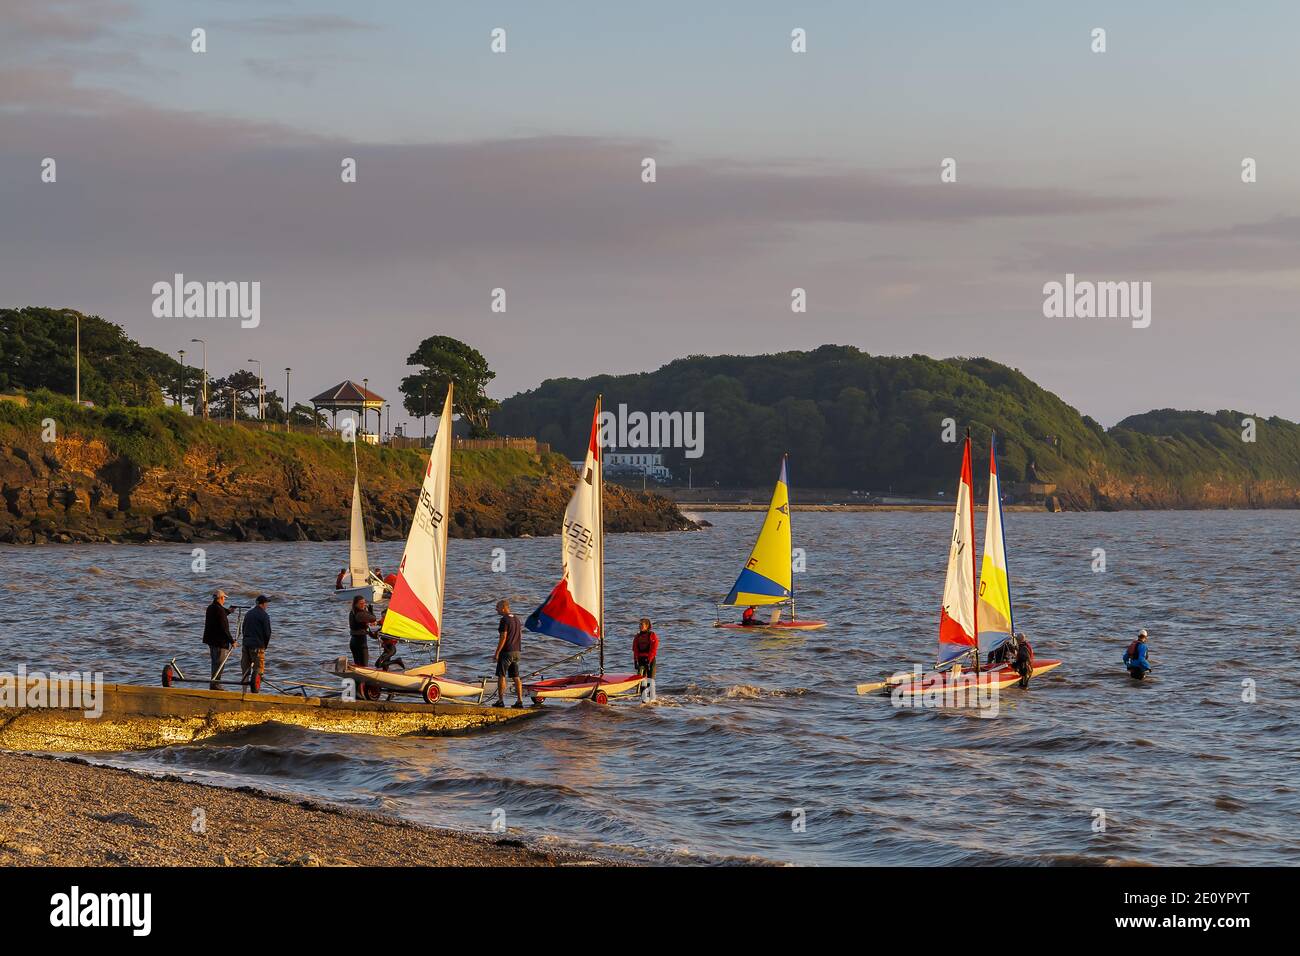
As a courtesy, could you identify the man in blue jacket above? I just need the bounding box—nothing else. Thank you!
[1123,629,1151,680]
[241,595,273,692]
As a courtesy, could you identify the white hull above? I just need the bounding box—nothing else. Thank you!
[329,659,487,702]
[332,584,387,604]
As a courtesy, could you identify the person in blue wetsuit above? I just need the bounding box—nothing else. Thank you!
[1123,629,1151,680]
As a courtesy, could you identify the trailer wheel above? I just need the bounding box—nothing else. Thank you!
[531,695,544,706]
[361,681,382,701]
[422,682,441,704]
[593,690,609,705]
[161,664,175,687]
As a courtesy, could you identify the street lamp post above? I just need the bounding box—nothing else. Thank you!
[384,403,391,442]
[190,338,207,418]
[284,367,292,432]
[178,349,186,412]
[362,378,369,437]
[422,384,429,439]
[230,386,237,423]
[247,359,263,421]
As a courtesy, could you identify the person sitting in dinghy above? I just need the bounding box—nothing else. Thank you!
[336,568,349,590]
[1123,630,1151,680]
[741,605,760,626]
[985,634,1019,667]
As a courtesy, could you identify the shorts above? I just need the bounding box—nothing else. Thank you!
[495,652,519,678]
[635,658,657,678]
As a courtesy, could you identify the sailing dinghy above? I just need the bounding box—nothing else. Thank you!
[855,432,1060,697]
[715,455,826,631]
[523,396,646,704]
[332,440,390,604]
[329,387,489,704]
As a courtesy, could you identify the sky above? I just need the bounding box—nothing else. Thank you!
[2,0,1298,429]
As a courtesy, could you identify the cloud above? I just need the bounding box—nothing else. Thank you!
[214,15,376,36]
[1013,215,1300,275]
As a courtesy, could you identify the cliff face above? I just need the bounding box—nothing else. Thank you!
[0,434,695,545]
[1051,466,1300,511]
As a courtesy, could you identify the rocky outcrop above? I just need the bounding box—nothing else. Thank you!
[1049,468,1300,511]
[0,435,695,545]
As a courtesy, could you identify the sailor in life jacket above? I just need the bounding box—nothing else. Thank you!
[336,568,349,590]
[741,605,759,626]
[1123,629,1151,679]
[633,618,659,701]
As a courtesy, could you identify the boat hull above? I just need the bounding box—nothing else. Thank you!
[715,620,827,631]
[332,584,387,604]
[524,673,645,702]
[329,659,487,701]
[888,659,1062,697]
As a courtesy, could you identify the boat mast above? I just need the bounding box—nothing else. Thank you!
[596,394,605,676]
[968,428,980,674]
[785,453,794,622]
[993,431,1015,639]
[436,385,453,664]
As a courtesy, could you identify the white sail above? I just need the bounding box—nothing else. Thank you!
[348,443,370,585]
[938,435,978,663]
[525,397,604,647]
[381,387,453,642]
[978,435,1013,653]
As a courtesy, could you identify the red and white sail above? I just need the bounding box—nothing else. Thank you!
[526,397,603,647]
[937,435,978,663]
[381,386,452,642]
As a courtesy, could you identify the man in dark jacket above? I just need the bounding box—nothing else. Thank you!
[241,595,273,692]
[202,590,234,689]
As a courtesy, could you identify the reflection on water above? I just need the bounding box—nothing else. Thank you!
[3,509,1298,864]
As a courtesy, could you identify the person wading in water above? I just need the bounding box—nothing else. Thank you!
[632,617,659,701]
[1123,629,1152,680]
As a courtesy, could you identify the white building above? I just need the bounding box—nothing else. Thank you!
[605,451,672,480]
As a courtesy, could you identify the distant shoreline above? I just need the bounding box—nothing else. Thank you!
[682,503,1048,513]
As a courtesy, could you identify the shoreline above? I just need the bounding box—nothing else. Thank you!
[0,751,623,867]
[679,502,1047,512]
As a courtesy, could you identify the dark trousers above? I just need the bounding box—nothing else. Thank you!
[350,634,368,667]
[208,644,230,690]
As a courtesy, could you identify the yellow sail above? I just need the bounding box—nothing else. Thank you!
[977,435,1013,652]
[722,456,792,606]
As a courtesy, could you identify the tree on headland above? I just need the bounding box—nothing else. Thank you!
[490,345,1300,496]
[399,335,499,437]
[207,370,278,421]
[0,308,173,407]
